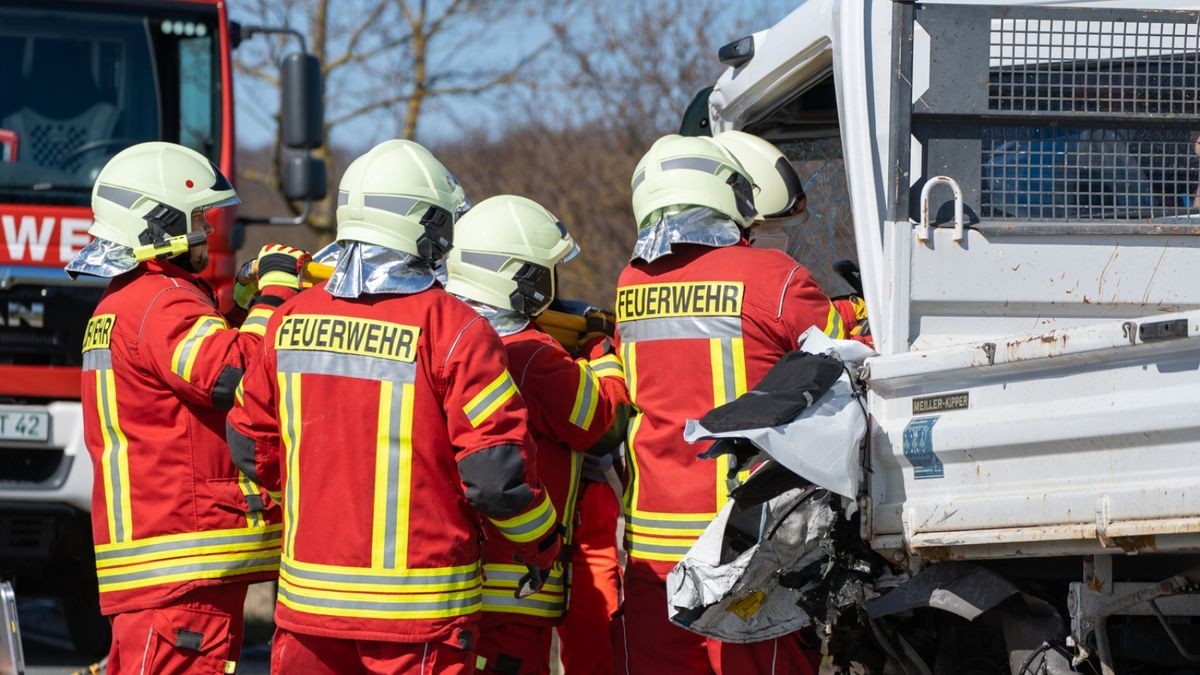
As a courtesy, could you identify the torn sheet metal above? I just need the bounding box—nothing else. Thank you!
[668,482,836,643]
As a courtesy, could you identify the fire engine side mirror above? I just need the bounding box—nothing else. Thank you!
[281,152,328,202]
[281,53,323,149]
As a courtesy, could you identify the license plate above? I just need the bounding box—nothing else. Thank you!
[0,410,50,442]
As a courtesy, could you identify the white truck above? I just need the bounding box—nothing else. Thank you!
[692,1,1200,672]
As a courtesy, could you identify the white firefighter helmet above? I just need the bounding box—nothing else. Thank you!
[335,139,469,262]
[445,195,579,315]
[713,130,806,220]
[89,142,239,249]
[630,134,756,230]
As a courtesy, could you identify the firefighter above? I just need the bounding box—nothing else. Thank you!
[713,129,870,342]
[66,142,306,673]
[444,195,629,675]
[226,140,562,674]
[613,134,841,675]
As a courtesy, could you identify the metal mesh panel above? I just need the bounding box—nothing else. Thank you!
[989,18,1200,114]
[981,126,1200,220]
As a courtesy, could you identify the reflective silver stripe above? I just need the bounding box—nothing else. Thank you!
[83,349,112,371]
[483,568,565,585]
[278,584,481,613]
[96,184,142,208]
[98,369,127,542]
[282,560,480,587]
[277,350,416,384]
[660,157,722,174]
[627,515,712,531]
[241,315,269,331]
[459,250,509,272]
[381,384,404,568]
[364,195,419,216]
[718,337,737,405]
[496,504,555,539]
[282,375,299,556]
[591,361,622,375]
[483,593,565,613]
[464,375,515,424]
[827,308,845,338]
[570,367,596,428]
[617,316,741,343]
[172,318,222,377]
[98,554,280,586]
[631,170,646,191]
[627,540,694,555]
[96,528,283,562]
[337,190,349,206]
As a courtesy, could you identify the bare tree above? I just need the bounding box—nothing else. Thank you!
[232,0,566,242]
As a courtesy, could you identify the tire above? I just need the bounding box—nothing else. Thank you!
[62,579,110,657]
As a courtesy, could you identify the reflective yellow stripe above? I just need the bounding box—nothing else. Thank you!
[490,494,557,543]
[824,303,845,339]
[234,378,245,407]
[239,307,273,336]
[171,316,227,382]
[282,556,480,594]
[625,510,713,538]
[372,381,415,569]
[463,372,518,428]
[621,342,637,399]
[278,575,482,620]
[562,452,584,545]
[625,413,643,516]
[237,472,262,527]
[279,372,302,557]
[96,368,132,543]
[569,361,601,430]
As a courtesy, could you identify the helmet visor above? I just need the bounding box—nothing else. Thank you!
[763,157,806,219]
[554,220,580,263]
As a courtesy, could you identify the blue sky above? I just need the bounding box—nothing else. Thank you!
[231,0,799,151]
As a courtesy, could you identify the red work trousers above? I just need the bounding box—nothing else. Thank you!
[615,568,820,675]
[271,627,478,674]
[476,616,552,675]
[106,583,247,675]
[556,479,622,675]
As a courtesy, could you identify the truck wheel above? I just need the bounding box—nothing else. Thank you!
[62,582,110,657]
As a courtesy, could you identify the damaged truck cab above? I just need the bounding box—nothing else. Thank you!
[702,1,1200,671]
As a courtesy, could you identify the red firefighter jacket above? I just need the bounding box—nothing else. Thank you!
[481,325,627,624]
[80,259,292,615]
[614,242,846,579]
[226,284,560,643]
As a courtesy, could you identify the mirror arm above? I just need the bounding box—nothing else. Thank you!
[241,25,307,54]
[236,197,313,227]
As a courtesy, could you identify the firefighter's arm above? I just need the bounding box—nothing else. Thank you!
[520,342,630,455]
[778,263,867,346]
[444,317,562,570]
[225,327,283,497]
[141,246,304,410]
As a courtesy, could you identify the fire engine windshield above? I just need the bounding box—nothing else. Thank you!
[0,4,220,207]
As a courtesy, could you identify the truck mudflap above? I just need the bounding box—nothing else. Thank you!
[866,309,1200,562]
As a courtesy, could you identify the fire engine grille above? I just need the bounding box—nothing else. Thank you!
[981,125,1200,220]
[0,448,66,484]
[989,17,1200,114]
[0,513,55,557]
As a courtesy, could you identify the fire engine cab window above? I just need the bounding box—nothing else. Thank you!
[0,7,219,207]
